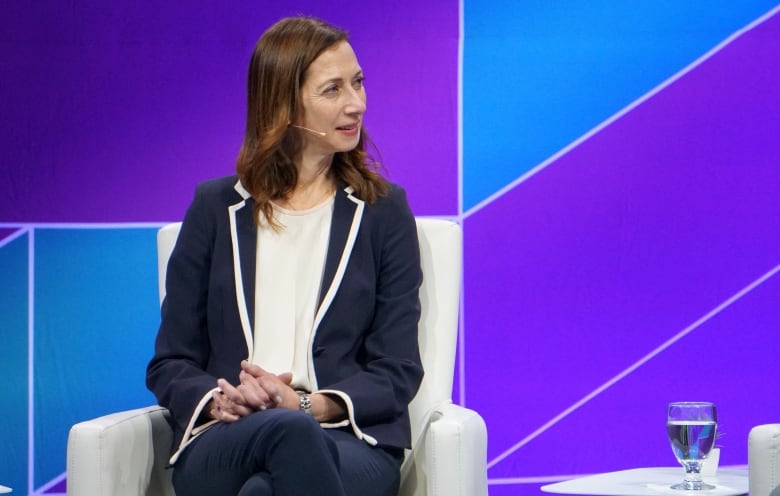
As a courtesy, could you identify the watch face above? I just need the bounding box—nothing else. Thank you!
[298,392,312,414]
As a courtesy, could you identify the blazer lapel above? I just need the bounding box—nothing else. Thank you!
[314,185,364,331]
[229,180,257,358]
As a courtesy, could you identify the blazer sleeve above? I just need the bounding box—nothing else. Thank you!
[145,183,220,436]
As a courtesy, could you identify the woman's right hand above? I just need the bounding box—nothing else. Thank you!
[209,362,296,421]
[209,378,255,422]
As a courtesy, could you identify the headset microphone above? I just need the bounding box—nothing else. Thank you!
[291,124,327,137]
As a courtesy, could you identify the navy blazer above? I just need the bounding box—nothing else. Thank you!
[146,175,423,460]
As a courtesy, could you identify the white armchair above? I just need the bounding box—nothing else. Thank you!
[67,218,488,496]
[749,424,780,496]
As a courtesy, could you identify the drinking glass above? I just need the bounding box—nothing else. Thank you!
[666,402,718,490]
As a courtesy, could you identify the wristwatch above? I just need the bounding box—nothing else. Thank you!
[297,391,312,416]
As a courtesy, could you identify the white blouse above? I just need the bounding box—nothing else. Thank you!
[252,196,334,392]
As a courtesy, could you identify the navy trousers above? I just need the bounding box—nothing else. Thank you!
[171,409,403,496]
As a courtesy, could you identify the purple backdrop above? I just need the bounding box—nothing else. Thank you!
[0,2,458,222]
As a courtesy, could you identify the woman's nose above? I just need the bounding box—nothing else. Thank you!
[344,87,366,115]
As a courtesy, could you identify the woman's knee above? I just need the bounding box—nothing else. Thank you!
[262,409,321,439]
[238,472,273,496]
[244,409,336,457]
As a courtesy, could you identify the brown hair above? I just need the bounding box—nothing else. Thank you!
[236,16,388,226]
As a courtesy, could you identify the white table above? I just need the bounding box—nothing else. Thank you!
[541,467,748,496]
[0,484,11,494]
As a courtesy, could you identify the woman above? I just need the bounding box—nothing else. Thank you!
[146,16,423,496]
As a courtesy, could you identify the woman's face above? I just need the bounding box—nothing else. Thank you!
[297,41,366,156]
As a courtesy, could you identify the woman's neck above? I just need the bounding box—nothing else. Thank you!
[278,153,336,211]
[297,152,333,187]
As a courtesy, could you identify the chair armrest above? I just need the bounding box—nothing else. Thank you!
[424,402,488,496]
[749,423,780,496]
[67,405,174,496]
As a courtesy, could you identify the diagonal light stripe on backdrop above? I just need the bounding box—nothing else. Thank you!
[33,471,65,496]
[463,4,780,221]
[487,262,780,470]
[0,227,28,249]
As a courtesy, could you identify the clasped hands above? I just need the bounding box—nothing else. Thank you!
[210,360,298,422]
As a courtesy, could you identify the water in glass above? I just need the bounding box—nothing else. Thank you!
[667,402,717,490]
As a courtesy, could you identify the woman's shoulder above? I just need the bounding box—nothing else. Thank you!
[372,182,410,209]
[181,175,247,225]
[195,174,240,195]
[361,182,416,230]
[190,174,247,205]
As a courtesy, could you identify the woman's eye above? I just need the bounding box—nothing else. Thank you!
[353,77,365,89]
[323,85,339,95]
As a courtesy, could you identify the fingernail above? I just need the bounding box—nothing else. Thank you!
[275,395,283,404]
[260,405,267,411]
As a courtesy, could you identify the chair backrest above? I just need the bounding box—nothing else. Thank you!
[156,222,181,304]
[157,217,462,466]
[405,218,461,444]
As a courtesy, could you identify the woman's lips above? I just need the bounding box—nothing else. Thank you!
[336,123,360,135]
